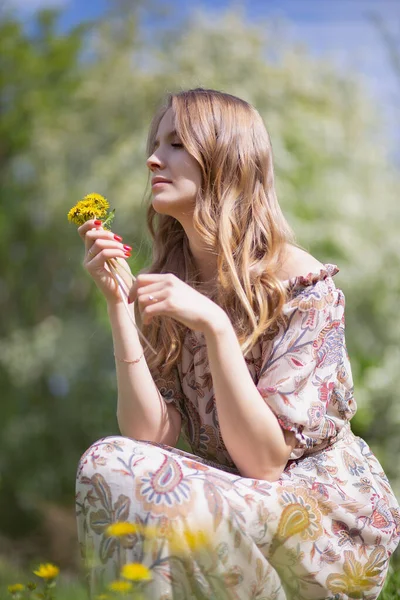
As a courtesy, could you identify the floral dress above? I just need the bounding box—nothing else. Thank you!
[76,264,400,599]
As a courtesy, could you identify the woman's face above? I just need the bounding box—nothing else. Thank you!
[147,108,202,220]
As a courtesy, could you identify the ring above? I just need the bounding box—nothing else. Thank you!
[88,248,95,258]
[148,295,158,302]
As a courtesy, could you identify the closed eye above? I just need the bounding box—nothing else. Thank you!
[171,143,183,148]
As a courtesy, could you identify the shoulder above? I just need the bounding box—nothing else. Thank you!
[276,245,343,316]
[276,244,325,282]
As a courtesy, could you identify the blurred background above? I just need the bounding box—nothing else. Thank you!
[1,0,399,595]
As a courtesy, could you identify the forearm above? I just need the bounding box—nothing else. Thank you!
[204,316,292,480]
[108,302,180,446]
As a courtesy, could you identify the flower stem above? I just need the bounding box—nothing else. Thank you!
[107,259,157,355]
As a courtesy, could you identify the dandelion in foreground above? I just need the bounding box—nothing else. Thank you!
[184,529,211,550]
[106,521,138,537]
[7,583,25,595]
[108,580,133,593]
[139,524,159,538]
[33,562,60,580]
[169,528,212,554]
[120,562,152,581]
[67,193,113,228]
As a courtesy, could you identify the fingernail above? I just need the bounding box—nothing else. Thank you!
[94,220,102,226]
[128,297,133,304]
[114,235,123,242]
[123,245,132,251]
[124,252,131,258]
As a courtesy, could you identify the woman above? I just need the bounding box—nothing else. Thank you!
[76,88,399,599]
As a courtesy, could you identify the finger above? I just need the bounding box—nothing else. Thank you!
[133,282,166,304]
[85,247,130,270]
[77,219,103,240]
[129,273,174,303]
[129,280,164,304]
[85,237,131,263]
[128,274,148,303]
[136,273,175,285]
[84,228,108,254]
[84,228,126,254]
[142,299,168,325]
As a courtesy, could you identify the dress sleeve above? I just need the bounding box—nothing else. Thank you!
[152,364,193,449]
[256,271,356,460]
[153,364,186,417]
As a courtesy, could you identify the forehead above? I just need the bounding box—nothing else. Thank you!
[155,108,176,139]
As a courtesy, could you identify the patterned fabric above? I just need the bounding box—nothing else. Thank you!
[76,264,400,599]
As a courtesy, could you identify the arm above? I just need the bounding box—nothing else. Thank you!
[203,274,346,481]
[77,221,181,447]
[127,272,296,475]
[109,302,181,447]
[204,315,296,481]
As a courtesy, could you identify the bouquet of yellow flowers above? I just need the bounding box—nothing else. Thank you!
[68,193,156,354]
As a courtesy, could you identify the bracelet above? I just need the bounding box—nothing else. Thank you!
[114,351,144,364]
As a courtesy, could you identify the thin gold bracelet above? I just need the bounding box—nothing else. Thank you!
[114,351,144,364]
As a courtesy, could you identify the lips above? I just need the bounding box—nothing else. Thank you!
[152,177,172,185]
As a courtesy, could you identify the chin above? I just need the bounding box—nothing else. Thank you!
[152,195,194,218]
[151,196,175,215]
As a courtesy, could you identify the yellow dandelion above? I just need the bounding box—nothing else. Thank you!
[169,528,212,554]
[7,583,25,594]
[137,524,159,538]
[33,562,60,580]
[184,528,211,551]
[67,193,110,226]
[108,580,133,593]
[106,521,138,537]
[120,562,152,581]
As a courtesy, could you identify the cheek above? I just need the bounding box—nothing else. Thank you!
[177,179,199,201]
[177,151,200,178]
[186,158,202,188]
[193,167,202,189]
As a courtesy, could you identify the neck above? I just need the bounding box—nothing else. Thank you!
[181,221,217,286]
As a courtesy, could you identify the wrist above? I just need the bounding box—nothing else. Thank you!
[203,310,232,339]
[107,298,136,321]
[107,297,132,311]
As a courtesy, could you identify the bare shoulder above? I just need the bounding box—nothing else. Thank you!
[276,244,325,282]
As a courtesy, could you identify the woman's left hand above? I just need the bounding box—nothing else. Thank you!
[128,273,229,334]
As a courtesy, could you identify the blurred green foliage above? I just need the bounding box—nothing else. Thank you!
[0,0,399,576]
[0,551,400,599]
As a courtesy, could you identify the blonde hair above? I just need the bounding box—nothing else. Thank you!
[136,88,296,376]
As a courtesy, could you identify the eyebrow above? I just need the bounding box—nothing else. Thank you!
[154,129,178,144]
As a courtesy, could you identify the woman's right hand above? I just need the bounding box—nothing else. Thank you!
[78,219,133,305]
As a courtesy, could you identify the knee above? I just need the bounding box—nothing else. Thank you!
[78,435,122,458]
[76,435,146,480]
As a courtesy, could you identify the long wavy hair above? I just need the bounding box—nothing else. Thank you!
[135,88,297,376]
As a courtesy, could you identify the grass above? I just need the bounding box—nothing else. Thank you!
[0,555,399,599]
[379,560,400,600]
[0,559,87,600]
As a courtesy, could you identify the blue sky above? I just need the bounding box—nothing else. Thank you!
[7,0,400,152]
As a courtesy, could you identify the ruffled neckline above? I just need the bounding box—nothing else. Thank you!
[185,263,339,343]
[282,263,339,292]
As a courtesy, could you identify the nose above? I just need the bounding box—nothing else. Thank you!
[146,150,164,172]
